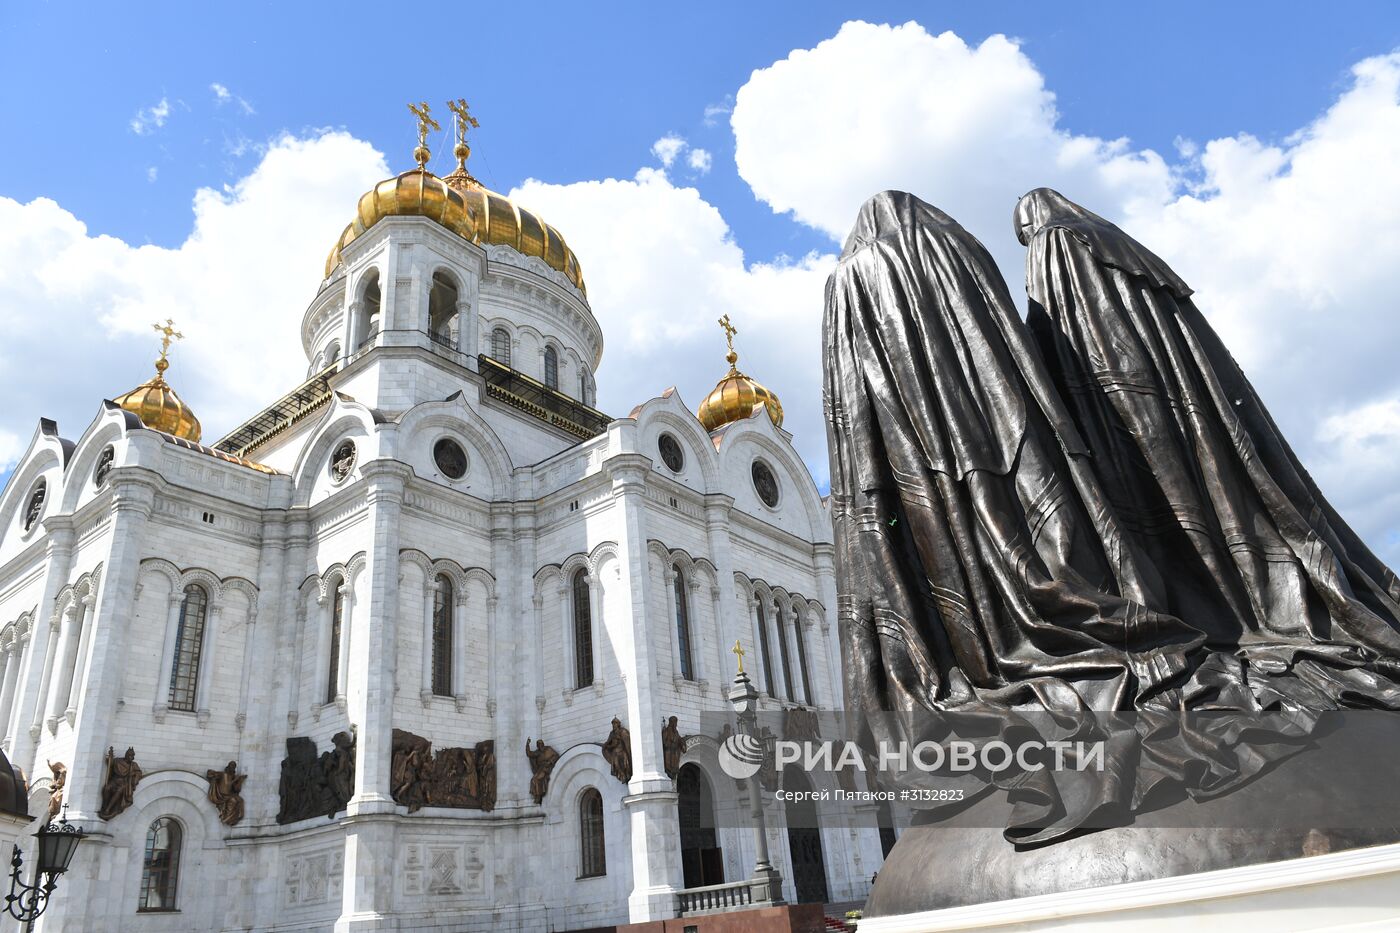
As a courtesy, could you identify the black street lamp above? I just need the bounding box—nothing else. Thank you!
[4,816,85,923]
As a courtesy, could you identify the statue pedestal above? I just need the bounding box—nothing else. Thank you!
[862,718,1400,929]
[857,839,1400,932]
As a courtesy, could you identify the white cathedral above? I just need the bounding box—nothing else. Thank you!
[0,114,897,931]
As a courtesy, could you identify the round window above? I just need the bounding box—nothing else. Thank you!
[329,440,357,483]
[752,460,780,508]
[433,438,469,480]
[93,445,116,488]
[658,433,685,473]
[21,480,46,532]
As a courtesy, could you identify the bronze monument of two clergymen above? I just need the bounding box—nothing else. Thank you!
[823,189,1400,915]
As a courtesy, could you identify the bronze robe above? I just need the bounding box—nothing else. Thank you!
[1019,187,1400,709]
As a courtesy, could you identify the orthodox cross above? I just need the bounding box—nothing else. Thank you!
[152,319,184,373]
[732,639,745,675]
[446,98,479,145]
[408,101,440,168]
[718,314,737,353]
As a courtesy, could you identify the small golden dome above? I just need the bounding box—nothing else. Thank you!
[115,361,202,443]
[324,166,586,294]
[115,320,202,443]
[697,315,783,432]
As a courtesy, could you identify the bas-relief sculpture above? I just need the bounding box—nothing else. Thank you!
[601,717,631,784]
[661,715,686,781]
[525,738,560,805]
[277,731,356,824]
[46,760,66,821]
[824,189,1400,914]
[205,760,248,826]
[98,746,143,820]
[390,729,497,813]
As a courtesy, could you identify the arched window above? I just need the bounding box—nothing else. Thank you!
[429,272,459,348]
[168,584,209,712]
[491,328,512,368]
[138,817,182,912]
[755,601,776,698]
[775,602,795,701]
[544,345,559,389]
[572,569,594,689]
[432,574,454,696]
[326,584,345,704]
[357,271,382,352]
[579,788,606,877]
[674,570,694,681]
[325,341,341,367]
[793,607,814,705]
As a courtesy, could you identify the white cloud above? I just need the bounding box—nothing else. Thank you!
[211,82,255,115]
[146,166,158,183]
[687,148,714,174]
[730,21,1400,561]
[130,98,171,135]
[651,134,687,168]
[0,133,388,467]
[703,97,734,127]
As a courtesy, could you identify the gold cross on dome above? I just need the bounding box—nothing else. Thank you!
[408,101,440,149]
[732,639,745,675]
[446,98,479,145]
[718,314,737,353]
[152,318,184,364]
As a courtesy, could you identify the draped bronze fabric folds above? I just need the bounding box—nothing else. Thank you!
[824,190,1400,843]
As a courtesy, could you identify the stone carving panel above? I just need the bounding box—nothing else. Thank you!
[277,731,355,824]
[284,845,344,908]
[391,729,496,812]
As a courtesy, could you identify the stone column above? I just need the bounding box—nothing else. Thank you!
[43,602,80,733]
[609,455,683,921]
[336,461,408,933]
[195,605,222,726]
[346,460,408,813]
[420,576,435,705]
[12,518,73,773]
[812,543,843,709]
[452,589,469,712]
[702,495,742,677]
[498,504,530,808]
[65,476,156,823]
[0,644,18,745]
[65,594,98,724]
[152,592,183,720]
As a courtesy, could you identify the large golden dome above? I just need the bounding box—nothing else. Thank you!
[697,315,783,432]
[324,146,585,294]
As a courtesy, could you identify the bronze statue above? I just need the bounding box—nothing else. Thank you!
[474,740,496,812]
[1018,186,1400,669]
[98,746,142,820]
[825,189,1400,916]
[391,730,432,812]
[322,731,355,811]
[46,761,66,821]
[600,717,631,784]
[525,738,560,804]
[205,761,247,826]
[661,716,685,781]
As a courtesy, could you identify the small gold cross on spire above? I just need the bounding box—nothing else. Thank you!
[732,639,745,675]
[443,98,483,189]
[718,314,740,371]
[407,101,440,170]
[446,98,479,147]
[151,318,184,377]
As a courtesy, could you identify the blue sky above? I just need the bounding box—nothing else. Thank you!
[5,4,1400,559]
[4,3,1397,261]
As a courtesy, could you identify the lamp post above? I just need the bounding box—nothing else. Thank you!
[728,641,784,907]
[4,814,85,926]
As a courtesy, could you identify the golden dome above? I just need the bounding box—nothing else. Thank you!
[697,315,783,432]
[115,319,202,443]
[115,359,202,443]
[324,156,586,295]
